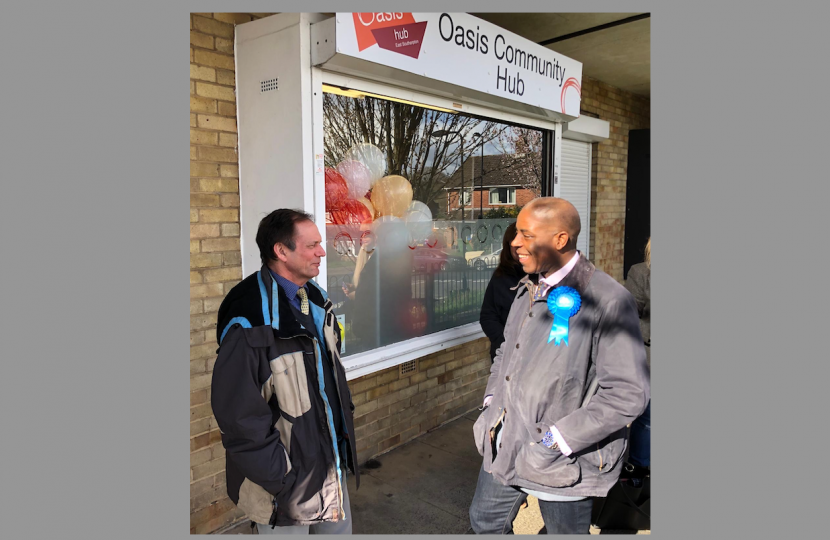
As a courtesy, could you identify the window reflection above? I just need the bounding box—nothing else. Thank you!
[322,87,543,356]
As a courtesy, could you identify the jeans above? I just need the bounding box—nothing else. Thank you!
[256,471,352,535]
[469,466,593,534]
[628,400,651,468]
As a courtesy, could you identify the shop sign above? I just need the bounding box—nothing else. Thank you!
[334,12,583,117]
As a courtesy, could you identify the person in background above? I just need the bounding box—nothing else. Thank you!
[479,222,525,363]
[624,237,651,480]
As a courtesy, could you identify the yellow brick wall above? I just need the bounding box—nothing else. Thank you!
[580,77,651,283]
[190,12,275,535]
[350,339,492,464]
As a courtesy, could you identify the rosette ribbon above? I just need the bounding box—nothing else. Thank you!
[547,286,582,345]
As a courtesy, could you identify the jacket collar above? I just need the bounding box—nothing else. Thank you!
[259,265,331,335]
[513,253,596,299]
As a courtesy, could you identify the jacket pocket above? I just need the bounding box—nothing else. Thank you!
[237,478,275,526]
[515,442,581,489]
[472,409,490,457]
[576,430,627,474]
[269,352,312,419]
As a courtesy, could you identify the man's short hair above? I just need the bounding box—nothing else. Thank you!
[256,209,314,265]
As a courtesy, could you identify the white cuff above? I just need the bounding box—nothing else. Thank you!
[550,426,573,456]
[483,395,493,407]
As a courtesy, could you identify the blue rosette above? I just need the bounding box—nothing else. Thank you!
[547,286,582,345]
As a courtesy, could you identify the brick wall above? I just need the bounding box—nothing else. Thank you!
[579,77,650,282]
[349,339,492,464]
[190,12,274,535]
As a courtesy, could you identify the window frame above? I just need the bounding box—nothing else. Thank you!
[488,187,517,206]
[312,69,562,380]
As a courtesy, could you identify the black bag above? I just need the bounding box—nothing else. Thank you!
[591,466,650,531]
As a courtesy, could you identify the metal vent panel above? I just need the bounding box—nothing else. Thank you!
[400,360,417,375]
[260,78,278,92]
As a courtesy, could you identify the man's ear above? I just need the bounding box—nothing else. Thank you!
[273,243,288,263]
[554,232,570,251]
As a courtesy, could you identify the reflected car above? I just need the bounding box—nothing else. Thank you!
[412,247,466,272]
[469,248,501,270]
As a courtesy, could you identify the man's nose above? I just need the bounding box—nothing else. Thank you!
[318,246,326,257]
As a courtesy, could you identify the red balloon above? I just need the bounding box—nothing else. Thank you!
[325,168,349,211]
[330,198,372,225]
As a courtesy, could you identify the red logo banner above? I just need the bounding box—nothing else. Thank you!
[371,22,427,59]
[352,12,419,53]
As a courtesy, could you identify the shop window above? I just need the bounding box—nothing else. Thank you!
[322,85,543,357]
[489,187,516,205]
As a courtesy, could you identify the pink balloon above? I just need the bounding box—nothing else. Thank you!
[336,160,373,199]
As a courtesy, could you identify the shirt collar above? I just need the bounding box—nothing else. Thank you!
[540,251,580,288]
[268,268,307,302]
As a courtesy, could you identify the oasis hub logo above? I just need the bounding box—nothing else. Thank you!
[352,12,427,59]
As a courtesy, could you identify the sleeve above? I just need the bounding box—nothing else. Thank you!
[479,278,504,344]
[210,326,296,496]
[551,293,650,454]
[483,340,506,400]
[624,265,647,318]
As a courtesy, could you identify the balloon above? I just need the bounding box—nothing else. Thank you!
[330,198,372,225]
[336,159,373,199]
[357,197,375,221]
[372,175,413,218]
[407,200,432,219]
[404,200,433,244]
[344,143,387,185]
[324,168,349,211]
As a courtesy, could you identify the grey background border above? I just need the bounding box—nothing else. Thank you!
[2,0,825,538]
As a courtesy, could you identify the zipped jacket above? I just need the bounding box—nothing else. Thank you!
[211,266,358,526]
[472,256,649,497]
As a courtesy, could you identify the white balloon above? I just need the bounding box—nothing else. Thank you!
[407,200,433,221]
[336,159,373,200]
[404,208,432,244]
[344,143,387,185]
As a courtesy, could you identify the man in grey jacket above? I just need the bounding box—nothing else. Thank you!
[469,198,650,534]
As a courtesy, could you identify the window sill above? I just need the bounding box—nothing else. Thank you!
[341,322,485,380]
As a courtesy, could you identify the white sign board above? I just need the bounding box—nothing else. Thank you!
[333,13,583,117]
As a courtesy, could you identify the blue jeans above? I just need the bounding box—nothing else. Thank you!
[628,401,651,468]
[469,467,593,534]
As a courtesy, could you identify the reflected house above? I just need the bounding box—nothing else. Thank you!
[439,153,541,219]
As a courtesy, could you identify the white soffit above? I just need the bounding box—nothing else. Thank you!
[563,115,609,143]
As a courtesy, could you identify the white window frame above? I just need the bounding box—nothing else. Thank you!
[488,187,516,206]
[459,188,472,207]
[312,69,562,380]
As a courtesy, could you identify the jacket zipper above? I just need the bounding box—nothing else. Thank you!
[312,336,345,521]
[274,328,345,520]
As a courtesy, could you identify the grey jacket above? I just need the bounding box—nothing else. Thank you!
[625,262,650,368]
[472,256,650,497]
